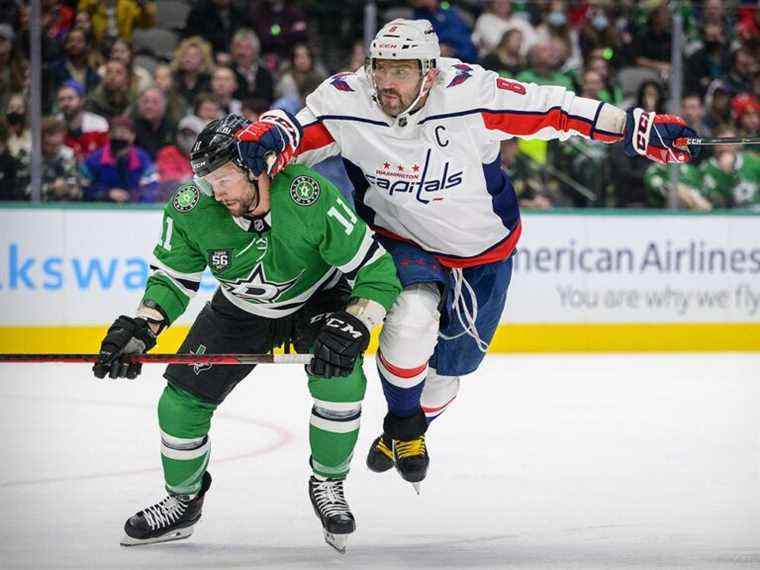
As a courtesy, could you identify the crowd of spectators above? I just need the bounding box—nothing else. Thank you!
[0,0,757,210]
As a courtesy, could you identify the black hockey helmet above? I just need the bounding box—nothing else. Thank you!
[190,114,250,179]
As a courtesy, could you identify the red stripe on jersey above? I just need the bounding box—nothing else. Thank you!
[377,350,427,379]
[298,122,334,154]
[592,131,623,143]
[482,108,593,138]
[373,220,522,269]
[567,116,593,137]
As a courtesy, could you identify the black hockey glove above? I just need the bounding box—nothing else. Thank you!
[307,311,370,378]
[93,316,157,380]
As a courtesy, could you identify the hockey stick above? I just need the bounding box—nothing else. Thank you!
[0,353,313,365]
[675,136,760,146]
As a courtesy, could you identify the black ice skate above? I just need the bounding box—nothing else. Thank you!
[393,434,429,494]
[308,476,355,554]
[120,471,212,546]
[366,434,394,473]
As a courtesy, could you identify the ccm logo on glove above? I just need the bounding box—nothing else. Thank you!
[634,112,652,154]
[324,316,364,339]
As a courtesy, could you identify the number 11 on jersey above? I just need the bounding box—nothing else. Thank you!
[327,197,357,235]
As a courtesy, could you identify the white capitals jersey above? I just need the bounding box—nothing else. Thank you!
[294,58,625,268]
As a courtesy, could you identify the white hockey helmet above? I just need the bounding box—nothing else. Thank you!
[366,19,440,123]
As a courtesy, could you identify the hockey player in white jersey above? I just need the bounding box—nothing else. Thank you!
[234,19,699,490]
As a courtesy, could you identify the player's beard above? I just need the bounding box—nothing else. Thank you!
[224,185,258,217]
[378,89,407,117]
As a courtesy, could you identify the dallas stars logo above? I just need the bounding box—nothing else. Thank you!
[219,262,302,302]
[191,344,212,375]
[172,184,200,213]
[289,175,321,206]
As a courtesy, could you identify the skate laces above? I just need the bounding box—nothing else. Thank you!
[312,479,350,517]
[142,495,190,531]
[376,437,393,459]
[394,435,426,459]
[439,268,488,353]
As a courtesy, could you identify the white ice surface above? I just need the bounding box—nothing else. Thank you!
[1,354,759,569]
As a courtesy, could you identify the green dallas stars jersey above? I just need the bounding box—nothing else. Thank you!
[699,152,760,210]
[143,164,401,324]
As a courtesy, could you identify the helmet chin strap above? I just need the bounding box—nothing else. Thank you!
[394,69,438,126]
[367,62,438,126]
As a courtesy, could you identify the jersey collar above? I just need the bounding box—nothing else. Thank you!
[234,211,272,234]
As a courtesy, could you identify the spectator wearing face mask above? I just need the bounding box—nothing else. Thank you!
[5,93,31,161]
[154,115,203,199]
[578,8,622,65]
[472,0,537,58]
[534,0,582,73]
[80,115,159,203]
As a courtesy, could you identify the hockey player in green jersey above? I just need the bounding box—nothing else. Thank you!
[91,114,401,553]
[698,132,760,210]
[643,162,711,210]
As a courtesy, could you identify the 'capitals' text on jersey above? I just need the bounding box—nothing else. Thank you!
[294,59,626,268]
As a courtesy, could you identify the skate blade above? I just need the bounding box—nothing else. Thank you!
[120,526,193,546]
[323,530,349,554]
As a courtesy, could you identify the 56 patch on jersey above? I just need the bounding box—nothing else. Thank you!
[208,249,231,272]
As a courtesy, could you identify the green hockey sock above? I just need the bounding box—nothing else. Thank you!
[307,358,367,479]
[158,384,216,495]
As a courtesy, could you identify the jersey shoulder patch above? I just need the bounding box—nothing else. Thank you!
[171,183,201,213]
[327,72,356,92]
[289,175,321,206]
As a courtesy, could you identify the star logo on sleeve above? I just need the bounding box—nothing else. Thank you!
[219,262,302,302]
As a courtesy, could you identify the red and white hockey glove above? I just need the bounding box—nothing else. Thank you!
[624,108,700,164]
[236,109,303,177]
